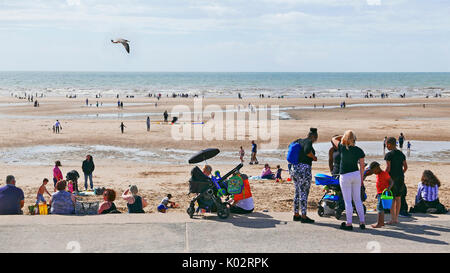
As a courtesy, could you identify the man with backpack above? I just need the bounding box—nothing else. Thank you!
[287,128,318,223]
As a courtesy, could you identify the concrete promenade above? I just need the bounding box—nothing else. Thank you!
[0,211,449,253]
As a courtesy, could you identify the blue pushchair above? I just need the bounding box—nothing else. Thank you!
[315,174,366,220]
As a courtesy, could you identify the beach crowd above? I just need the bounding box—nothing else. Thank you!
[0,127,447,231]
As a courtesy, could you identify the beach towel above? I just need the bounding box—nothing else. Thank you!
[75,191,96,196]
[249,176,272,180]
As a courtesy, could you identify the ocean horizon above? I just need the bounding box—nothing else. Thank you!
[1,71,449,98]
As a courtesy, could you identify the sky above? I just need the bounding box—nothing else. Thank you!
[0,0,449,72]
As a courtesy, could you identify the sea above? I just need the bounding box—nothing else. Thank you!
[0,72,449,98]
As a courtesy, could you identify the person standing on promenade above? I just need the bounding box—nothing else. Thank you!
[332,131,366,230]
[290,128,318,223]
[385,137,410,222]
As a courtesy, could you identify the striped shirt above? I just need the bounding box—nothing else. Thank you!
[416,182,439,202]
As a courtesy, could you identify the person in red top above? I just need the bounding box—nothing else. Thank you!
[53,161,63,191]
[364,161,393,228]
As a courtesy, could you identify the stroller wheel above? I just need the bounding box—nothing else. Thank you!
[217,206,230,219]
[186,207,195,218]
[317,206,324,217]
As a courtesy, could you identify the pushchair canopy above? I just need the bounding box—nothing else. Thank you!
[188,148,220,164]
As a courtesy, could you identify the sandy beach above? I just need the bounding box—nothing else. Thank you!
[1,95,449,215]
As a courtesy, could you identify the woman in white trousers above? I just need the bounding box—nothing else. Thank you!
[332,131,366,230]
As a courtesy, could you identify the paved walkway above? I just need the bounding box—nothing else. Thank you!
[0,211,449,253]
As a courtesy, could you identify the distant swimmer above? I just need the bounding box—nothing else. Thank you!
[111,38,130,53]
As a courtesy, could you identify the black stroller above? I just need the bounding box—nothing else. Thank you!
[315,174,366,220]
[186,148,244,219]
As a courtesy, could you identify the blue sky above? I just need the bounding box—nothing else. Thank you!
[1,0,449,72]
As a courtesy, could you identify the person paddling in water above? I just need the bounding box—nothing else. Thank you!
[120,122,126,134]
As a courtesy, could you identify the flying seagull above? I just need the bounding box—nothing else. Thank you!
[111,38,130,53]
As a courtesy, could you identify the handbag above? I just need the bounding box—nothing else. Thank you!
[75,201,99,215]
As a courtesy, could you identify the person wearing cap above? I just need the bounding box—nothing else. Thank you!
[122,185,148,213]
[290,128,318,223]
[364,161,393,228]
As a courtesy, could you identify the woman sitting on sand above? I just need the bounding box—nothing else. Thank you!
[50,180,75,215]
[98,189,121,214]
[261,164,275,179]
[122,185,148,213]
[409,170,448,214]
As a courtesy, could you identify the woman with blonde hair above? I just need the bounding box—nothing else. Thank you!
[332,131,366,230]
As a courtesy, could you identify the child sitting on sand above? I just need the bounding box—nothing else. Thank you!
[364,161,393,228]
[157,194,178,213]
[67,180,74,193]
[36,178,52,205]
[409,170,448,214]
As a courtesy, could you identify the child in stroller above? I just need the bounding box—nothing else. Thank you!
[186,148,245,219]
[315,174,367,220]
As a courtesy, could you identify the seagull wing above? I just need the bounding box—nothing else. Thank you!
[121,41,130,53]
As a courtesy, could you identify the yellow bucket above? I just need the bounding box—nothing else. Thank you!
[38,203,48,215]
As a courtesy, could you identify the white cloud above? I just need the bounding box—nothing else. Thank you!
[67,0,81,6]
[367,0,381,6]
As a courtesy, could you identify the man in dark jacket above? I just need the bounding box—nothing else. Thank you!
[82,155,95,191]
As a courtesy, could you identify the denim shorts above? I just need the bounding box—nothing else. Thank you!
[376,194,384,212]
[36,194,46,204]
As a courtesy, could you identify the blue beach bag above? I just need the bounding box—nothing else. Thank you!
[381,189,394,209]
[286,140,302,164]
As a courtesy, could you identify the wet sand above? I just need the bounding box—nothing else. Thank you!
[0,95,449,214]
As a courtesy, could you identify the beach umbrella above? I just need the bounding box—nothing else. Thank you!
[188,148,220,164]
